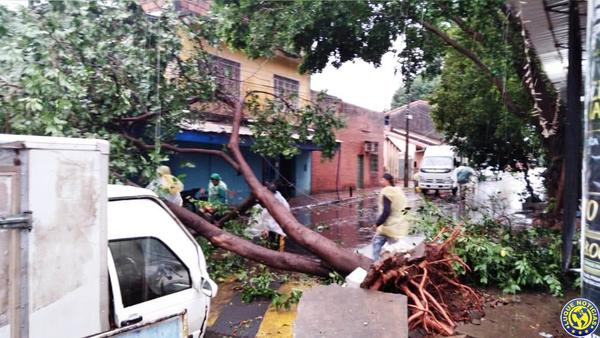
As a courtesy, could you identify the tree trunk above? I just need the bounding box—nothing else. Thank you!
[228,100,373,275]
[165,200,331,277]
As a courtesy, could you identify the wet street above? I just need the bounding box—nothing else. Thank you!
[290,169,544,257]
[206,170,547,337]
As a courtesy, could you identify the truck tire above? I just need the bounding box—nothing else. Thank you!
[452,187,458,196]
[421,189,429,195]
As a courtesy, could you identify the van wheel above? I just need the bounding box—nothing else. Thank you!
[452,187,458,196]
[421,189,429,195]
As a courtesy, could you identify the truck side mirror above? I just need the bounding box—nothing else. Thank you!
[195,277,218,298]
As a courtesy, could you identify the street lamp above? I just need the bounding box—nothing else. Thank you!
[404,114,413,188]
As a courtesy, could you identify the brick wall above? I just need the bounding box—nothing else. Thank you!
[311,95,385,193]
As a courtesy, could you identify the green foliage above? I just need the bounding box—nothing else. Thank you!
[238,267,279,303]
[271,288,303,311]
[213,0,553,171]
[0,1,215,182]
[213,0,508,79]
[430,50,542,169]
[237,266,302,309]
[197,235,247,282]
[196,200,232,219]
[391,75,440,108]
[413,202,578,296]
[213,0,402,74]
[247,93,344,159]
[222,219,252,239]
[1,1,345,183]
[322,271,344,285]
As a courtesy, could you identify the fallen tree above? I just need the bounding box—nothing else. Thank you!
[0,1,372,277]
[4,5,481,334]
[166,200,331,277]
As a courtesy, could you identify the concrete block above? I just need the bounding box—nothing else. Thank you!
[294,285,407,338]
[344,267,368,288]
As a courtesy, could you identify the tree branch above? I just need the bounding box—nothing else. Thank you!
[0,76,23,90]
[166,200,331,276]
[216,193,257,227]
[421,20,523,118]
[229,98,373,275]
[122,133,241,173]
[119,111,157,122]
[437,3,484,44]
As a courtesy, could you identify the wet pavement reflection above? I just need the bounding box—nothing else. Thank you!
[290,169,544,254]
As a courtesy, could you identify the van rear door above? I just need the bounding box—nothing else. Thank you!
[106,197,215,337]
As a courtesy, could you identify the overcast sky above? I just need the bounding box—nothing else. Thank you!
[1,0,24,10]
[311,44,404,113]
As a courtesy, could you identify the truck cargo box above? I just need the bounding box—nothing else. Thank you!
[0,135,110,338]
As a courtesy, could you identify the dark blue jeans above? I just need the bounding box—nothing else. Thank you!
[372,234,394,261]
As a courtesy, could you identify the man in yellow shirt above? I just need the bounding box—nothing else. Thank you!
[372,173,410,260]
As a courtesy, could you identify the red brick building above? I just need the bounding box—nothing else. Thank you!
[311,92,385,194]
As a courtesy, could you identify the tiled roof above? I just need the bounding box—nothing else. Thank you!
[388,100,442,141]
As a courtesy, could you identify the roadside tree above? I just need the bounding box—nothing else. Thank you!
[0,1,371,277]
[391,75,439,108]
[212,0,564,202]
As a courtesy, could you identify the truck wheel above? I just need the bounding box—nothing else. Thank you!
[452,187,458,196]
[421,189,429,195]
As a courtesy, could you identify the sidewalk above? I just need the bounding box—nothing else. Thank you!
[288,187,381,209]
[289,183,420,210]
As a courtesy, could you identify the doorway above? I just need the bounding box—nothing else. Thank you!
[357,155,364,189]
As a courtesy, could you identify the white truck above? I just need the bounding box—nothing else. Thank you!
[418,145,458,195]
[0,134,217,338]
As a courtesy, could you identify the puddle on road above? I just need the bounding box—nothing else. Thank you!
[292,197,379,249]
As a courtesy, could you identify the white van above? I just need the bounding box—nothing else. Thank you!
[0,135,216,338]
[418,145,458,195]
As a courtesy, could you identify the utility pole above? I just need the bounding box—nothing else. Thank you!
[403,114,413,187]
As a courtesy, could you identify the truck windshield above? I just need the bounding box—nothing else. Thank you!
[421,156,453,168]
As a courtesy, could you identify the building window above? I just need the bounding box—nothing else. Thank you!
[274,75,299,109]
[384,115,390,126]
[370,154,378,173]
[210,55,240,99]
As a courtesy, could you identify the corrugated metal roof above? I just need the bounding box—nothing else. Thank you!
[510,0,587,91]
[179,120,254,136]
[179,120,342,143]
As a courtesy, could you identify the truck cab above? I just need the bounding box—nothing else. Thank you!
[107,185,217,337]
[418,145,458,195]
[0,135,216,338]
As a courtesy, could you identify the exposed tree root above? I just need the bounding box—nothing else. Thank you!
[361,226,483,336]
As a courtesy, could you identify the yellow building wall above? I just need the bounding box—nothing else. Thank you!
[180,33,311,106]
[204,45,311,104]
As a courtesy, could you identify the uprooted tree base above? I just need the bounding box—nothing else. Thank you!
[361,227,483,336]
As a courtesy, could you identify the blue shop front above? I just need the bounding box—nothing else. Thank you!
[169,122,315,204]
